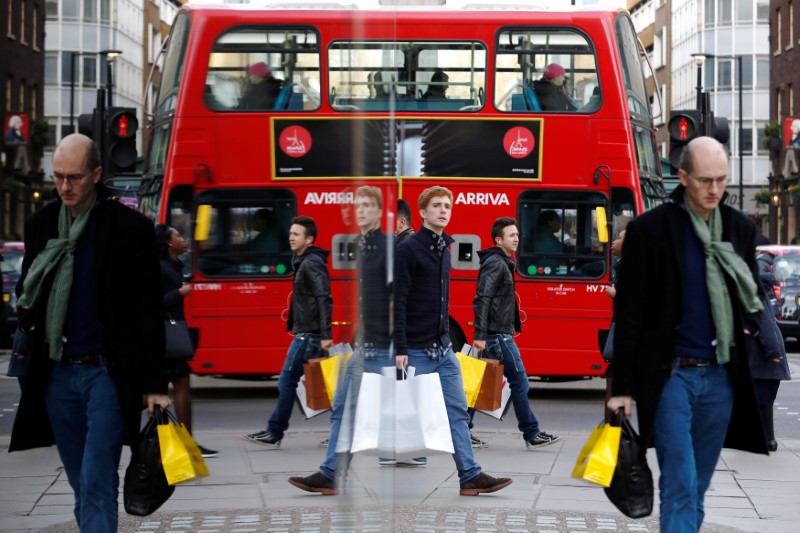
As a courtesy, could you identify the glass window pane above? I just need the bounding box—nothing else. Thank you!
[705,0,715,27]
[45,0,58,18]
[517,191,608,279]
[720,0,732,25]
[45,53,58,84]
[100,0,110,23]
[756,0,769,21]
[735,0,752,23]
[756,57,769,89]
[326,39,484,112]
[195,189,297,278]
[83,57,97,86]
[741,126,753,155]
[62,52,76,84]
[741,55,753,89]
[495,28,599,114]
[46,119,56,146]
[719,60,732,90]
[63,0,78,20]
[206,26,321,112]
[84,0,96,22]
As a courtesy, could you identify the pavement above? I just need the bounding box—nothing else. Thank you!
[2,358,800,533]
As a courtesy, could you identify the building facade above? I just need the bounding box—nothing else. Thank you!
[1,0,46,240]
[770,0,800,243]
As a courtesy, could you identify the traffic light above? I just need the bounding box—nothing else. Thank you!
[668,110,700,170]
[105,107,138,174]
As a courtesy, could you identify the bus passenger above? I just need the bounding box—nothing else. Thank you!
[534,210,563,254]
[531,63,577,112]
[372,71,391,98]
[242,216,333,449]
[247,208,282,253]
[421,69,449,99]
[239,62,283,110]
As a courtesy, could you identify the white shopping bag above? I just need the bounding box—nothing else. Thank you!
[295,374,330,419]
[476,377,512,420]
[349,367,454,458]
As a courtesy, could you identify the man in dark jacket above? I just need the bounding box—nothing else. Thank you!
[243,215,333,448]
[608,137,766,532]
[472,217,561,449]
[396,198,414,244]
[11,134,169,532]
[394,186,512,495]
[289,185,401,494]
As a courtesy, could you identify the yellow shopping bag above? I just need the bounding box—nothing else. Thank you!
[455,351,487,408]
[157,411,210,485]
[319,343,353,404]
[571,422,621,487]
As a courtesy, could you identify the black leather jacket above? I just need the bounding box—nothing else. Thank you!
[473,247,521,340]
[287,246,333,338]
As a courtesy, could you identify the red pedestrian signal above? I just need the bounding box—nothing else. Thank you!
[668,110,700,170]
[105,107,138,174]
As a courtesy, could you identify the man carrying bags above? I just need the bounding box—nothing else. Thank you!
[472,217,561,450]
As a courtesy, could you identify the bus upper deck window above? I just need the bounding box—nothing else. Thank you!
[495,28,600,114]
[206,26,321,112]
[328,40,487,112]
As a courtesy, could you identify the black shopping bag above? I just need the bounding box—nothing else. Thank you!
[604,409,653,519]
[124,406,175,516]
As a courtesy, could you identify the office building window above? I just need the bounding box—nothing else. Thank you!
[720,0,732,25]
[83,57,97,87]
[757,0,769,21]
[45,53,58,85]
[756,57,769,89]
[45,0,57,18]
[735,0,752,23]
[84,0,96,22]
[20,0,26,44]
[33,5,39,49]
[741,127,753,155]
[719,60,732,90]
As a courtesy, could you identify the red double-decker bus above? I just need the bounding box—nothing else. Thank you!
[139,1,663,377]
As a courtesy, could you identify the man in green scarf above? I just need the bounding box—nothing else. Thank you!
[608,137,767,532]
[10,134,170,532]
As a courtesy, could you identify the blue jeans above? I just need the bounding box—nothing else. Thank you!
[482,334,540,441]
[46,361,125,533]
[267,333,322,440]
[320,348,393,480]
[407,346,481,483]
[653,363,733,533]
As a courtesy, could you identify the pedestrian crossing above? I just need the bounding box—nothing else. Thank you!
[131,509,659,533]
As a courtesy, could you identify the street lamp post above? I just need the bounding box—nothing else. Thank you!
[99,50,122,109]
[69,52,88,134]
[68,50,123,134]
[697,53,744,212]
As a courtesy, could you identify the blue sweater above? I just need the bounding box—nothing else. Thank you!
[674,221,717,360]
[394,227,454,354]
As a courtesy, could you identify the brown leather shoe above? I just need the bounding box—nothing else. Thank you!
[459,472,513,496]
[288,472,337,495]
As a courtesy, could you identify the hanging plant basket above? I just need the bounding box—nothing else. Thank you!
[754,190,771,205]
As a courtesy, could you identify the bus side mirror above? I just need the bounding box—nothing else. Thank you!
[595,206,609,244]
[195,204,211,242]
